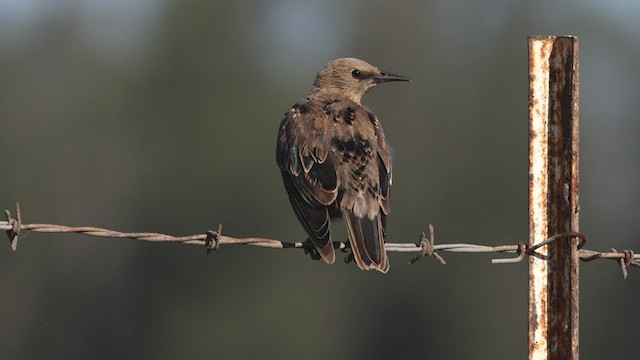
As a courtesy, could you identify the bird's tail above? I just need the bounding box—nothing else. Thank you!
[342,209,389,273]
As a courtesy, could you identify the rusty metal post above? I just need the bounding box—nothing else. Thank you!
[528,36,580,360]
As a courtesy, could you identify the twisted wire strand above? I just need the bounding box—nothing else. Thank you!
[2,204,638,277]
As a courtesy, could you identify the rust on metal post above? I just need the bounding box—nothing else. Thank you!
[528,36,580,360]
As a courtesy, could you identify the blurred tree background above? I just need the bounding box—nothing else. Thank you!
[1,1,638,359]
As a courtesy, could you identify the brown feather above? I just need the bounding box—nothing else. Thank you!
[343,208,389,273]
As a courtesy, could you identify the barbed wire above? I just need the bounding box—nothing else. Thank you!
[2,203,638,278]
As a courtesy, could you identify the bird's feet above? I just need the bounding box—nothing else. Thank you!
[302,238,322,261]
[343,251,355,264]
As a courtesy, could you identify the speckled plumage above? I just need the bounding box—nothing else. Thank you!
[276,58,409,273]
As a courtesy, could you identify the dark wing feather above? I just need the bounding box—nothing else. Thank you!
[367,111,392,215]
[276,102,338,264]
[281,171,331,243]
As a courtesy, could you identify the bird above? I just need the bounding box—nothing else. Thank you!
[276,58,409,273]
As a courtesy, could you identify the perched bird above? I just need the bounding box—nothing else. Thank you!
[276,58,409,273]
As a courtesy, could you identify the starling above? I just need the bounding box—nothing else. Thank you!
[276,58,409,273]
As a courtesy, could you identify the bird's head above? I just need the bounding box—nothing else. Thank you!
[312,58,410,104]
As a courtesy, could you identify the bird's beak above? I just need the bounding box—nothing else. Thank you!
[374,70,412,83]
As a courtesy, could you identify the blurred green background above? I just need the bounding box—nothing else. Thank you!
[1,1,638,359]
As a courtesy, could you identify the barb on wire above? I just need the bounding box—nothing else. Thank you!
[4,203,21,251]
[2,203,638,277]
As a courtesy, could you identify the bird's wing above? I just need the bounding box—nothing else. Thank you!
[367,111,392,215]
[276,102,338,263]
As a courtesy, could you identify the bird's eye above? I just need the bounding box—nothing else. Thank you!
[351,69,362,78]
